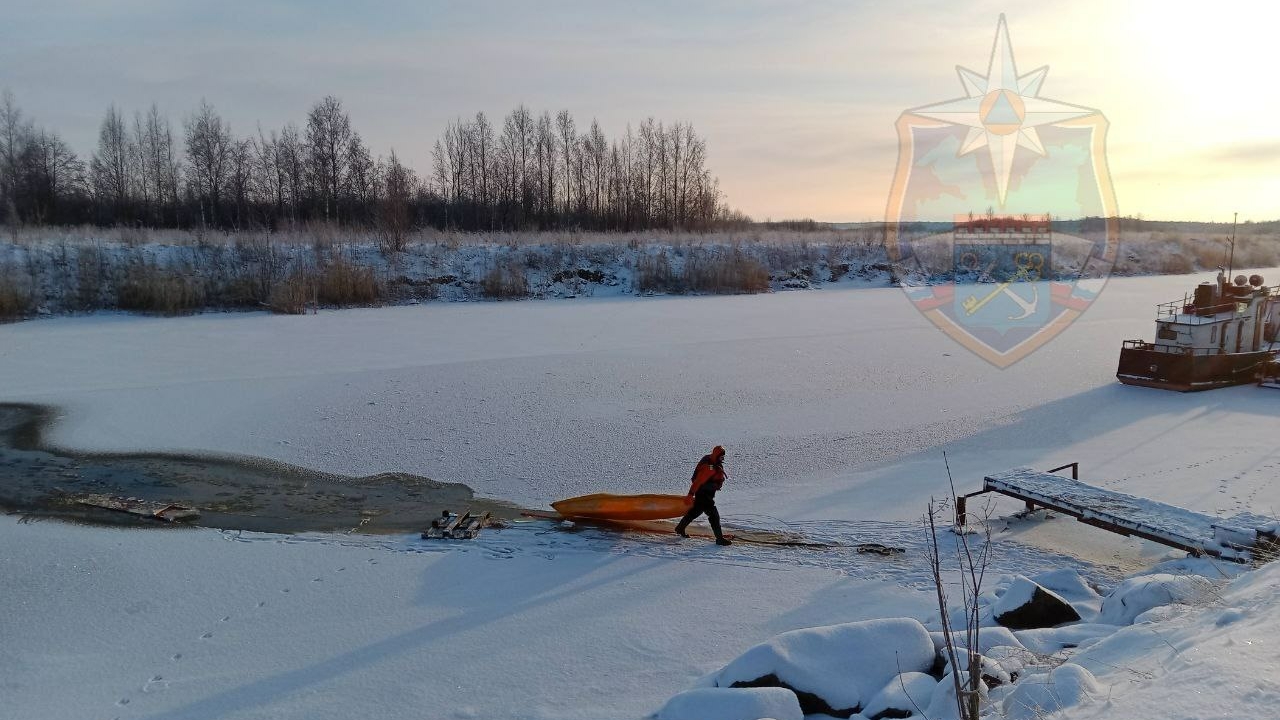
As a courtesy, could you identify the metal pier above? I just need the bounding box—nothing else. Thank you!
[956,463,1269,563]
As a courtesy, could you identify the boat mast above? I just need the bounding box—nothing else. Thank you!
[1227,212,1238,280]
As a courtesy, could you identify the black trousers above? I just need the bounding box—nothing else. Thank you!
[676,494,723,539]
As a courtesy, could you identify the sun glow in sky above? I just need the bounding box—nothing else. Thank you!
[2,0,1277,222]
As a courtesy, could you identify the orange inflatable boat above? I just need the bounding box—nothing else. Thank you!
[549,493,693,521]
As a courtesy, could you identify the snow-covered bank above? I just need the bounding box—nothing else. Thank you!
[5,226,1276,319]
[1069,559,1280,719]
[1,513,938,720]
[656,555,1280,720]
[5,273,1280,719]
[0,233,892,318]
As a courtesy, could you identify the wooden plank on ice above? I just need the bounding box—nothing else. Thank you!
[72,494,200,522]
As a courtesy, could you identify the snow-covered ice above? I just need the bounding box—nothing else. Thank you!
[4,271,1280,719]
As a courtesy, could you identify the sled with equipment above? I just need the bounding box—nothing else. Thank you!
[422,509,491,540]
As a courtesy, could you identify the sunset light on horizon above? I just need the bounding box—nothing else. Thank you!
[3,0,1278,223]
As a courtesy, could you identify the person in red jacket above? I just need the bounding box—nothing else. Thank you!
[675,445,731,545]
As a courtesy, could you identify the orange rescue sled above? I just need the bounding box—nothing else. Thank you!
[550,493,693,521]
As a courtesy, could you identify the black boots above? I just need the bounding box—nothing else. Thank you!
[674,523,730,546]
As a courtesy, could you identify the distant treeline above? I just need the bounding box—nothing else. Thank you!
[0,91,748,239]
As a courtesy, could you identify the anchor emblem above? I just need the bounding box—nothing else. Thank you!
[961,251,1043,319]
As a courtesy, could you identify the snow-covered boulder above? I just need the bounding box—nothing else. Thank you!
[992,576,1081,630]
[862,672,937,719]
[1031,568,1104,621]
[928,626,1024,657]
[1099,573,1215,625]
[715,618,934,717]
[984,644,1030,680]
[1014,623,1118,655]
[940,650,1011,688]
[656,687,802,720]
[1001,663,1100,719]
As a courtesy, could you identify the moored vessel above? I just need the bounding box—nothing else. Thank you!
[1117,270,1280,391]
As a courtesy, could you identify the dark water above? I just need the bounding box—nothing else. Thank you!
[0,403,519,533]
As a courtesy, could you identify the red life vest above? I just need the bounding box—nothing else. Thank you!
[687,446,726,496]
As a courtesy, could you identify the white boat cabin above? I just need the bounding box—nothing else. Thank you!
[1151,272,1280,356]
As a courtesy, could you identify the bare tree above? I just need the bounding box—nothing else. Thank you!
[20,128,86,224]
[278,123,304,226]
[534,111,556,225]
[256,127,282,222]
[637,118,659,227]
[138,105,179,225]
[926,454,994,720]
[430,137,453,220]
[343,131,375,223]
[184,99,232,227]
[130,112,152,221]
[91,105,132,221]
[555,110,575,218]
[469,111,494,229]
[584,119,607,219]
[305,95,352,223]
[226,137,255,228]
[0,90,31,229]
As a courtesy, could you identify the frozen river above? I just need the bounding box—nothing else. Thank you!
[2,272,1275,519]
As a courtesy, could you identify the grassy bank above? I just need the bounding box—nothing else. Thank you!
[1,225,1277,322]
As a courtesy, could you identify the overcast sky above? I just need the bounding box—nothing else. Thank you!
[3,0,1277,222]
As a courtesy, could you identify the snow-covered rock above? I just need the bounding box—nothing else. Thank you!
[862,672,937,719]
[1014,623,1119,655]
[1099,573,1216,625]
[984,644,1030,679]
[928,625,1023,657]
[940,650,1012,689]
[1001,663,1099,719]
[992,576,1081,630]
[714,618,934,716]
[656,687,802,720]
[1030,568,1104,621]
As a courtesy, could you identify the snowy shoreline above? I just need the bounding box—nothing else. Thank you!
[4,227,1276,320]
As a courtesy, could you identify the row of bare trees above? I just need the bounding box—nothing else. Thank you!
[1,92,90,228]
[430,109,734,231]
[0,91,746,236]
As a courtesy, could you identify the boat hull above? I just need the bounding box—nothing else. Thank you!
[1116,346,1275,392]
[550,493,693,521]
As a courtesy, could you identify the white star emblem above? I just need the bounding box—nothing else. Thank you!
[910,15,1093,204]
